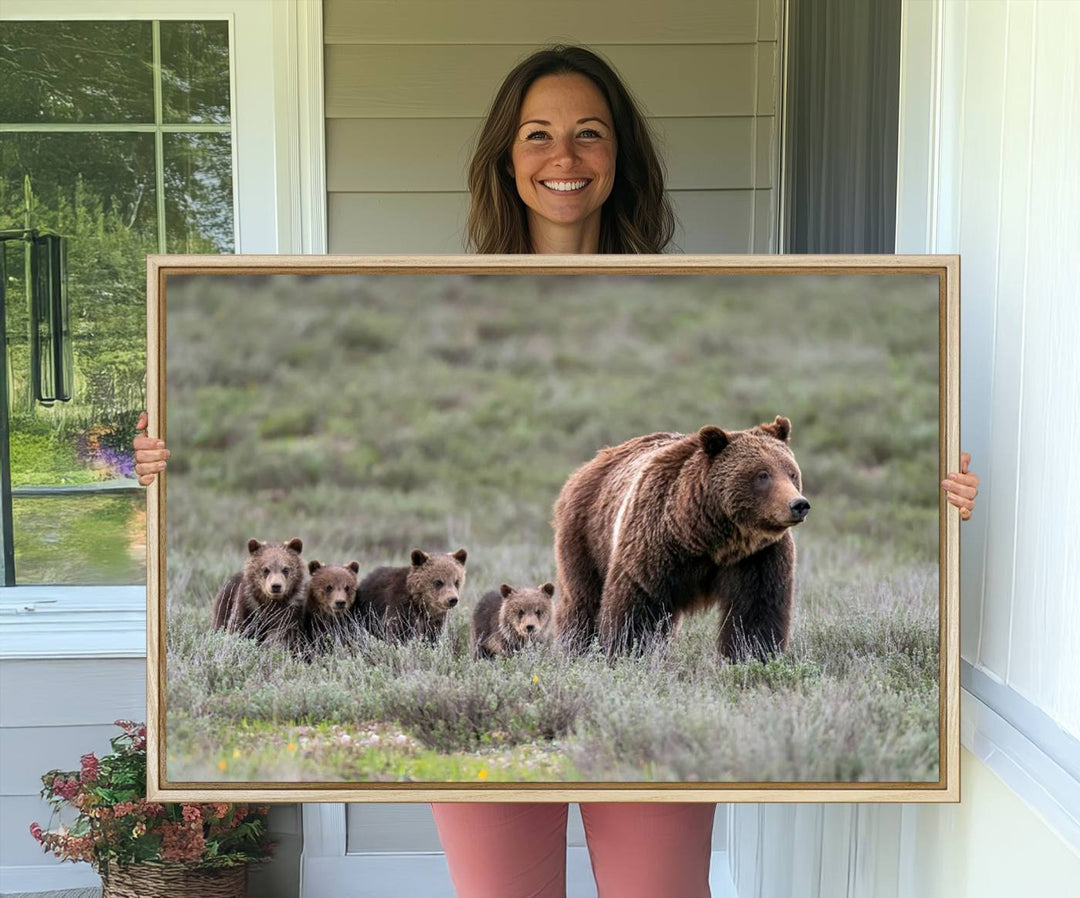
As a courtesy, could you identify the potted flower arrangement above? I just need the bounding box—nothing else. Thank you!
[30,720,273,898]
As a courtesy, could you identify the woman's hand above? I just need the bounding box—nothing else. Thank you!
[133,411,170,486]
[942,452,979,521]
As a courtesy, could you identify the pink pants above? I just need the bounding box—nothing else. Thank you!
[431,802,715,898]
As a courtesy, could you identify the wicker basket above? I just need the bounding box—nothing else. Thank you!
[100,862,247,898]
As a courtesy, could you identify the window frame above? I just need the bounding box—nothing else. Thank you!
[0,0,326,658]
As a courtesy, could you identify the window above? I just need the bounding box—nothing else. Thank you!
[0,19,235,585]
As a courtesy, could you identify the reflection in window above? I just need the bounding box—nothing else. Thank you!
[0,20,234,584]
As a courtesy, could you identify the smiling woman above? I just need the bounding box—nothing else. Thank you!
[509,73,617,253]
[465,45,674,255]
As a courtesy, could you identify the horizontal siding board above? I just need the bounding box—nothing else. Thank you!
[758,0,780,42]
[0,724,124,796]
[327,188,759,255]
[669,188,757,253]
[0,659,145,727]
[2,795,74,866]
[345,803,443,853]
[753,188,777,252]
[328,192,469,253]
[325,44,758,119]
[753,115,775,189]
[326,117,765,193]
[324,0,759,45]
[755,41,778,116]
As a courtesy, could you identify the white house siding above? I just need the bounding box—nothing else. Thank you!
[0,657,145,894]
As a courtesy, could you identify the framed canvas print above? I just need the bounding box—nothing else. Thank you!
[146,254,959,802]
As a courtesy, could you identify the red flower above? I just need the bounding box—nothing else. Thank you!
[80,753,100,782]
[52,777,80,801]
[29,822,43,842]
[181,805,202,824]
[160,820,206,863]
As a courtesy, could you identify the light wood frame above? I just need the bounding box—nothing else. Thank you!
[146,253,960,803]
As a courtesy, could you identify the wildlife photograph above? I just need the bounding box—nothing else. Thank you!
[161,267,945,788]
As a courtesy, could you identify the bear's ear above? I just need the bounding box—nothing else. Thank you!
[500,583,515,598]
[698,426,730,456]
[308,560,322,574]
[286,537,304,554]
[247,538,265,554]
[410,548,429,567]
[540,582,555,597]
[452,547,468,565]
[758,415,792,443]
[347,561,361,574]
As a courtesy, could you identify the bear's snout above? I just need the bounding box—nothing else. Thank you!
[789,497,811,521]
[270,582,283,594]
[525,623,535,633]
[334,599,346,610]
[447,596,459,607]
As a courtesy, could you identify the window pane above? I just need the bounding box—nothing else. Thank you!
[0,21,154,124]
[160,20,232,124]
[164,133,235,252]
[12,494,146,585]
[1,132,157,434]
[2,131,154,585]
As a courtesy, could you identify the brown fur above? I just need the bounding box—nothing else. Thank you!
[471,582,556,659]
[552,416,810,660]
[304,560,361,621]
[211,538,308,644]
[354,548,467,642]
[301,560,361,654]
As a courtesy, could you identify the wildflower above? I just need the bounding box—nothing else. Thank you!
[477,769,489,780]
[232,748,242,759]
[52,777,80,801]
[287,743,297,753]
[532,674,540,684]
[218,760,227,772]
[80,753,100,782]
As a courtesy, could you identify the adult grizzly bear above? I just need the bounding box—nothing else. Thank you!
[553,416,810,660]
[355,548,467,642]
[211,537,308,643]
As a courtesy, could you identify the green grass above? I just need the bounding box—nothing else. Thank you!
[13,494,145,584]
[164,272,941,783]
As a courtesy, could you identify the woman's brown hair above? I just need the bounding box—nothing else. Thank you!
[466,46,676,254]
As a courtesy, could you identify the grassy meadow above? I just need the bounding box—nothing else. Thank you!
[164,271,941,784]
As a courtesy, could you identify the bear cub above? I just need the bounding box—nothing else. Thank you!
[211,537,308,642]
[303,559,360,625]
[355,548,467,642]
[471,582,556,659]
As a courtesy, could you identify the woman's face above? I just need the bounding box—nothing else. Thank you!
[509,73,617,244]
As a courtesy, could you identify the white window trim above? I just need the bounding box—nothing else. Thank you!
[0,1,326,659]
